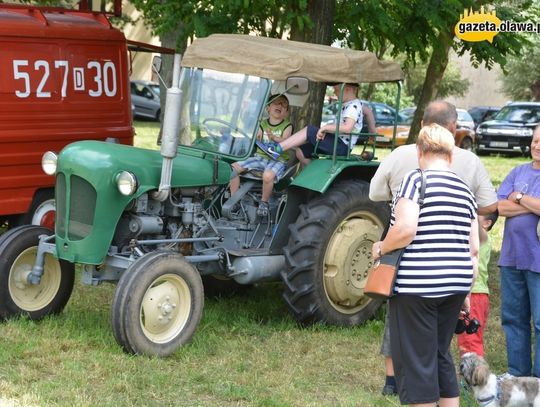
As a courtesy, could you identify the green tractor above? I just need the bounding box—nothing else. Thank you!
[0,34,403,356]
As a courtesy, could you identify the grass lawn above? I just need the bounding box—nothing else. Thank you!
[0,122,531,406]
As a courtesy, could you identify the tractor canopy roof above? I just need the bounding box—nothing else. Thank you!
[182,34,404,84]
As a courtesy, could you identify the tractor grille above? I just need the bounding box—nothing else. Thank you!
[55,173,96,241]
[68,175,96,240]
[56,173,66,237]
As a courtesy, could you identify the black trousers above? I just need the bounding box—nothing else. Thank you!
[389,294,466,405]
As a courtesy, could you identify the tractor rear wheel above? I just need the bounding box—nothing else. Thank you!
[282,179,389,326]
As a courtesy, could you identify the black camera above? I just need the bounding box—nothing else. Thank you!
[455,311,481,335]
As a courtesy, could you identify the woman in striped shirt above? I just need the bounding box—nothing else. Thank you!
[371,123,479,407]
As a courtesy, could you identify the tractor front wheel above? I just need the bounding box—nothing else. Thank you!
[111,251,204,357]
[0,225,74,320]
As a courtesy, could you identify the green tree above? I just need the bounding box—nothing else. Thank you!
[499,2,540,101]
[129,0,312,49]
[352,83,413,110]
[408,2,531,142]
[289,0,336,129]
[404,58,470,105]
[501,35,540,101]
[335,0,530,142]
[130,0,530,142]
[128,0,331,128]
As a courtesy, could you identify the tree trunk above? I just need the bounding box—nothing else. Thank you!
[406,30,453,144]
[289,0,336,132]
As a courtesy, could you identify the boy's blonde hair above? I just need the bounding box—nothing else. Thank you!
[268,94,289,110]
[416,123,454,160]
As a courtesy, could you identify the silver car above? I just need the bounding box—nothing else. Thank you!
[130,80,161,121]
[457,108,475,130]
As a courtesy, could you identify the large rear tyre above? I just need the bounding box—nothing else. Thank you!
[111,251,204,357]
[282,180,389,326]
[0,225,74,320]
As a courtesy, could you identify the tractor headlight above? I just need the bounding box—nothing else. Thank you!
[41,151,58,175]
[116,171,138,196]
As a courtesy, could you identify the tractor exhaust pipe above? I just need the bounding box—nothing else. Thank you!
[152,53,182,202]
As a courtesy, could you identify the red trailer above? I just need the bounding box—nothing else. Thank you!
[0,3,133,229]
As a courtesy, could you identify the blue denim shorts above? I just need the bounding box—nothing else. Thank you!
[299,125,349,158]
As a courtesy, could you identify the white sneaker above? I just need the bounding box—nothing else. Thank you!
[256,201,269,217]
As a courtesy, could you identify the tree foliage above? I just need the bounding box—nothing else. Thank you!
[128,0,311,51]
[335,0,530,142]
[288,0,336,129]
[404,59,470,105]
[128,0,530,142]
[357,83,414,110]
[407,0,531,142]
[500,35,540,101]
[499,3,540,101]
[128,0,322,129]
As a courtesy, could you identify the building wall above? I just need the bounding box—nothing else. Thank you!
[121,1,161,81]
[447,50,508,110]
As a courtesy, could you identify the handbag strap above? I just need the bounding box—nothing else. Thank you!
[417,169,427,207]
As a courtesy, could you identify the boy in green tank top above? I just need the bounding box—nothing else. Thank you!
[230,94,293,216]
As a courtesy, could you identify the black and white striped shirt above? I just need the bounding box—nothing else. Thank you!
[390,169,477,297]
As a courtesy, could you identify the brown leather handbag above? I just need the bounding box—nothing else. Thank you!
[364,249,404,300]
[364,170,427,300]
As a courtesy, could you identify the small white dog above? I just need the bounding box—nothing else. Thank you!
[460,352,540,406]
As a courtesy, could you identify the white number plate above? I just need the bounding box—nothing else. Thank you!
[490,141,508,148]
[12,59,118,99]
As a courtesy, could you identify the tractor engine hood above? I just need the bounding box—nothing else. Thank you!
[54,140,231,264]
[57,140,231,190]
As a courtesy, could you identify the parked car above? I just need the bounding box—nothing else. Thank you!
[476,102,540,156]
[368,101,408,125]
[321,100,407,127]
[457,108,475,130]
[398,107,475,129]
[320,100,338,126]
[130,80,161,121]
[468,106,500,127]
[376,107,476,151]
[399,106,416,123]
[321,100,411,148]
